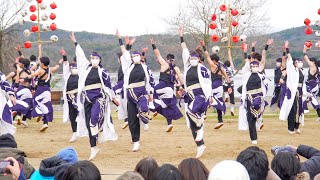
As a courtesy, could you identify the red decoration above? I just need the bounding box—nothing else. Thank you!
[209,22,217,30]
[232,36,239,43]
[50,23,57,31]
[232,21,238,27]
[318,8,320,15]
[24,41,32,49]
[50,2,57,9]
[30,14,37,21]
[220,5,226,11]
[241,43,248,51]
[31,25,38,32]
[211,35,219,42]
[29,5,36,12]
[305,27,313,35]
[49,13,56,20]
[305,41,313,48]
[211,14,217,21]
[231,9,238,16]
[304,18,311,26]
[36,0,43,3]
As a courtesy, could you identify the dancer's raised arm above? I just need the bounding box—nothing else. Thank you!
[261,39,274,71]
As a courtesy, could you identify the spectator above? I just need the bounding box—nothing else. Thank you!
[117,171,144,180]
[295,172,310,180]
[62,160,101,180]
[153,164,182,180]
[272,144,320,179]
[208,160,250,180]
[178,158,209,180]
[0,133,35,179]
[236,146,269,180]
[134,157,158,180]
[271,152,301,180]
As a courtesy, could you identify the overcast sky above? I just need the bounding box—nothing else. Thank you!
[37,0,320,35]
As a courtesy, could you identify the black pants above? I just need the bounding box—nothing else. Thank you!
[186,114,204,147]
[68,101,78,133]
[224,85,235,104]
[84,99,97,147]
[246,101,257,141]
[217,110,223,123]
[288,97,300,131]
[127,98,140,142]
[274,86,281,107]
[317,109,320,117]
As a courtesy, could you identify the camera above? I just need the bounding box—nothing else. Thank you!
[0,161,13,175]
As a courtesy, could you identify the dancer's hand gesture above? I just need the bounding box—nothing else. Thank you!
[15,44,21,51]
[150,38,155,44]
[266,39,274,45]
[70,32,76,43]
[178,26,184,37]
[60,48,67,56]
[284,41,289,49]
[116,29,121,39]
[251,41,257,47]
[129,37,136,45]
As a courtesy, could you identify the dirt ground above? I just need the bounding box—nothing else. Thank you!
[13,106,320,180]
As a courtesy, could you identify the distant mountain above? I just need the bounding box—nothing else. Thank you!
[12,23,320,72]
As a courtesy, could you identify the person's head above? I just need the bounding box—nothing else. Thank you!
[210,54,220,64]
[134,157,158,180]
[57,147,78,164]
[208,160,250,180]
[250,61,260,73]
[17,57,24,68]
[251,53,262,62]
[153,164,182,180]
[166,54,175,65]
[295,172,310,180]
[224,60,231,67]
[293,58,303,69]
[236,146,269,180]
[0,133,17,148]
[189,51,201,67]
[117,171,144,180]
[271,152,301,180]
[21,58,30,69]
[30,61,37,71]
[70,63,78,75]
[30,55,37,61]
[131,51,141,64]
[62,160,101,180]
[178,158,209,180]
[309,57,318,68]
[90,52,101,68]
[40,57,50,68]
[276,58,282,67]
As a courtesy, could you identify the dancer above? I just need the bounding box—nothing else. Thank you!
[179,27,211,158]
[6,63,19,91]
[238,40,272,144]
[223,49,236,116]
[28,44,61,132]
[149,38,184,132]
[13,58,32,127]
[113,52,129,129]
[70,32,118,160]
[61,48,81,142]
[200,41,232,129]
[279,41,306,134]
[302,46,320,120]
[117,30,152,152]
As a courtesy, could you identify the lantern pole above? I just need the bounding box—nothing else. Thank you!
[37,2,41,58]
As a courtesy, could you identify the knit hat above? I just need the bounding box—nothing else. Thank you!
[208,160,250,180]
[57,147,78,164]
[0,133,17,148]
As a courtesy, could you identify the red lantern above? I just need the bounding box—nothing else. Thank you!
[241,43,248,51]
[318,8,320,15]
[305,41,313,48]
[211,14,217,21]
[232,21,238,27]
[304,18,311,26]
[220,5,226,11]
[31,25,38,32]
[36,0,43,3]
[232,36,239,43]
[305,27,313,35]
[50,23,57,31]
[209,22,217,30]
[231,9,238,16]
[24,41,32,49]
[50,2,57,9]
[211,35,219,42]
[30,14,37,21]
[29,5,36,12]
[49,13,56,20]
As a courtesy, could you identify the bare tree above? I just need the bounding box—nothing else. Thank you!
[164,0,270,68]
[0,0,26,73]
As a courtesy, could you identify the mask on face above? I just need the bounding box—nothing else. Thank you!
[297,62,303,69]
[132,56,141,64]
[276,62,281,67]
[91,59,100,67]
[251,67,259,73]
[71,69,78,75]
[190,59,199,67]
